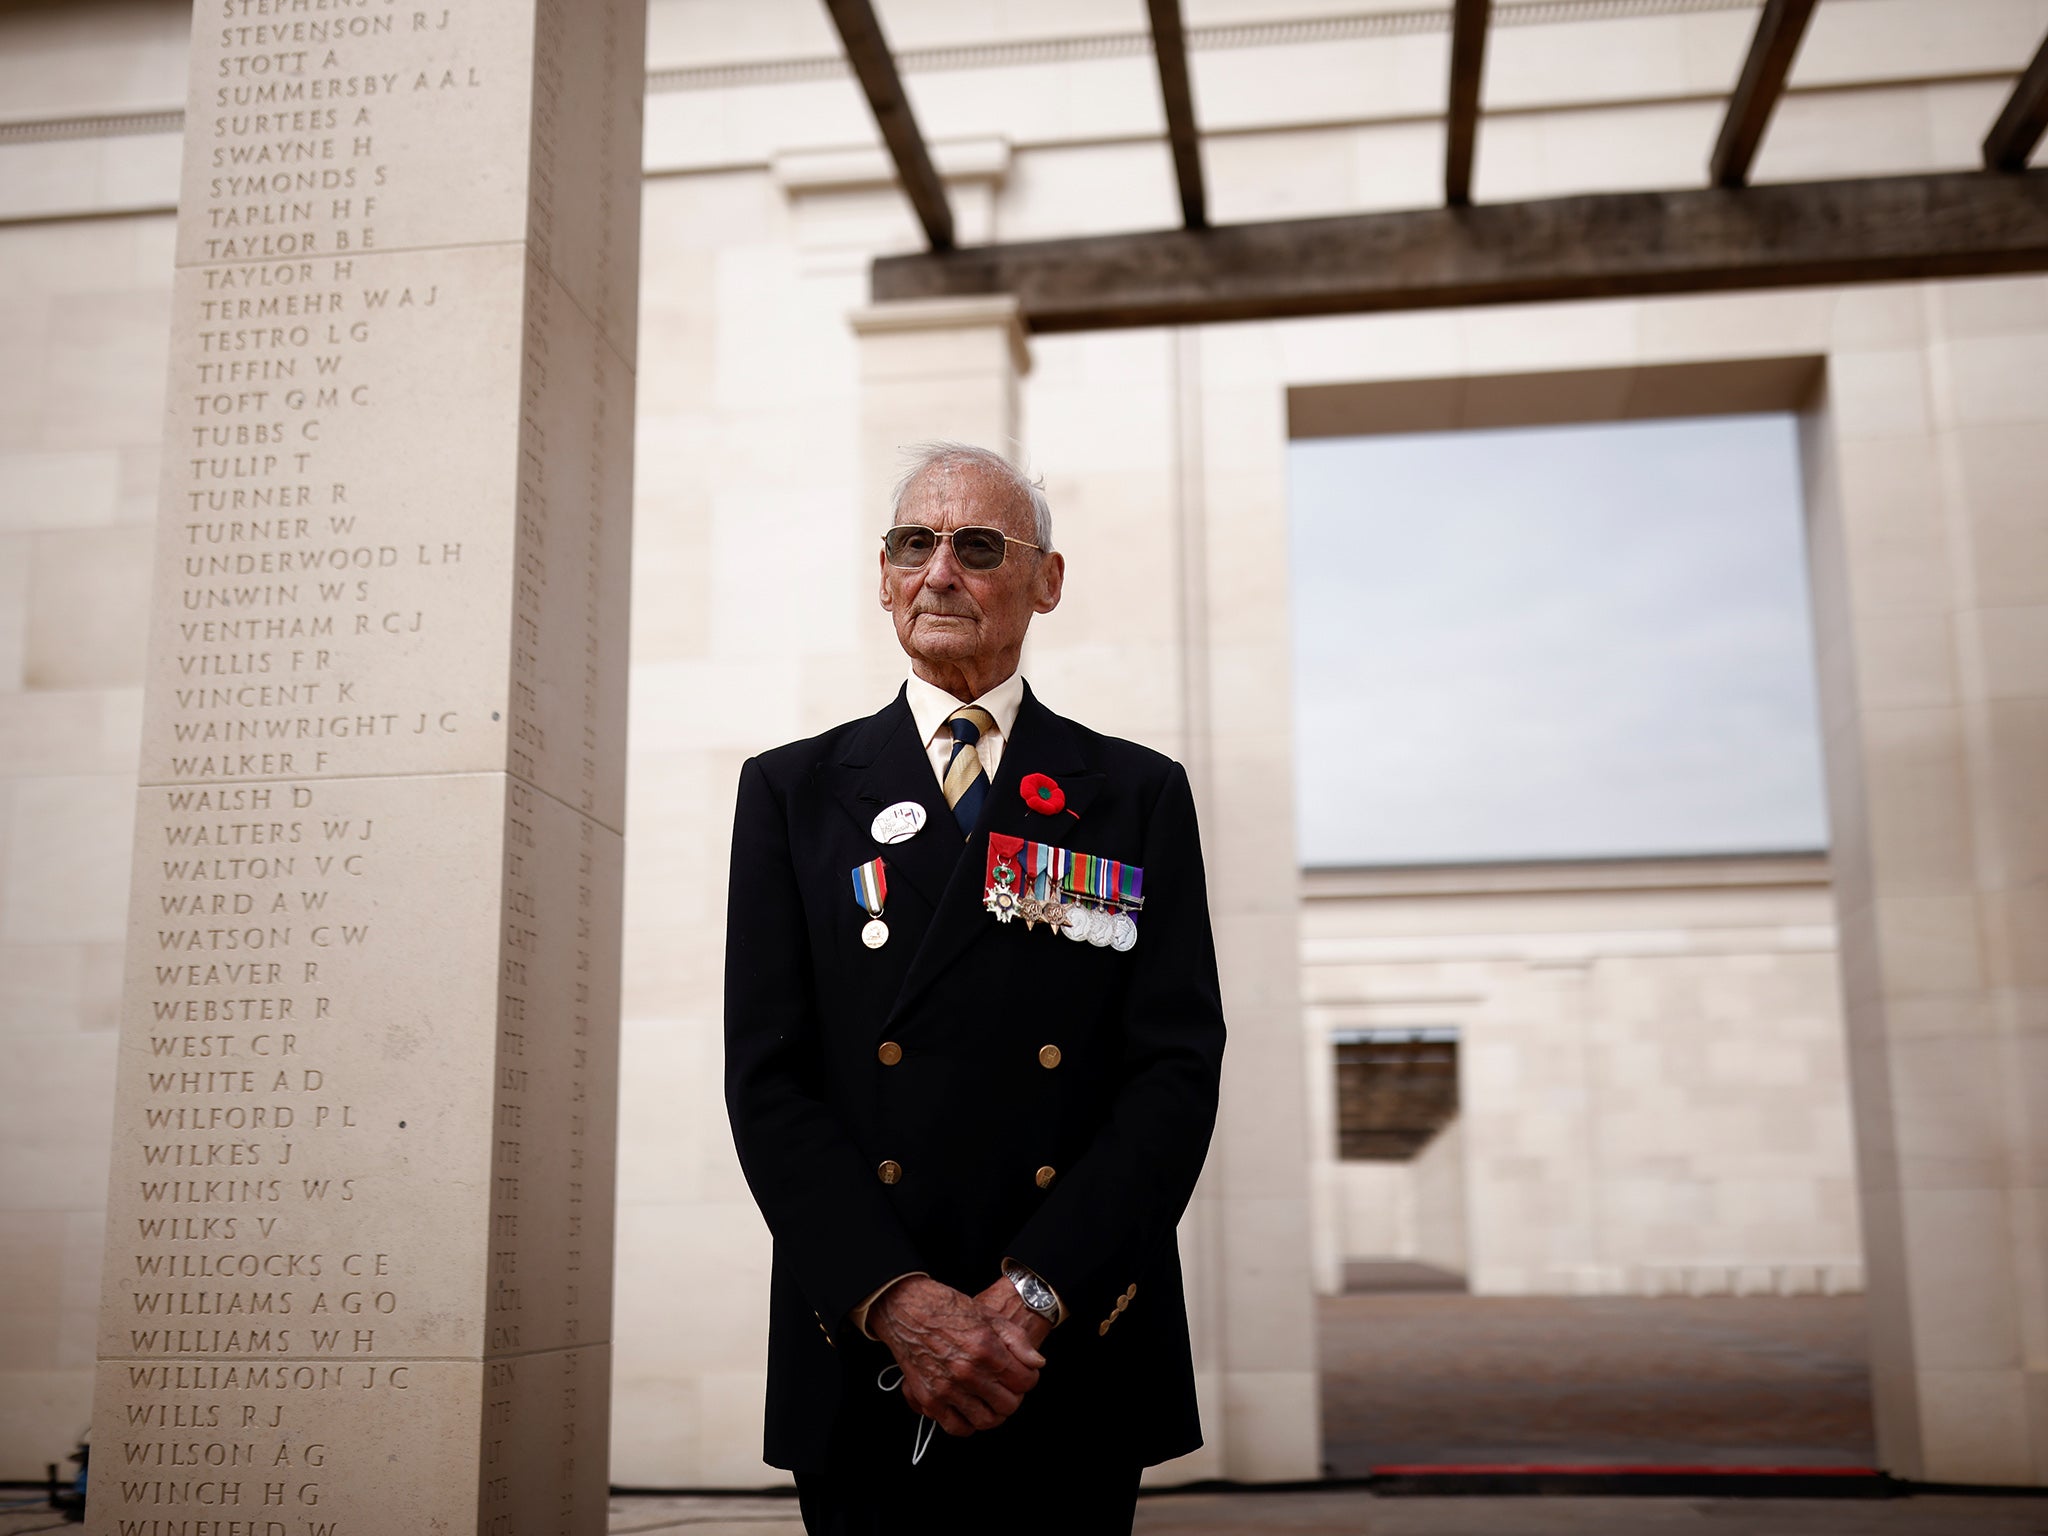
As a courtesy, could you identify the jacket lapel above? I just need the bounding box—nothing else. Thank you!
[823,689,956,915]
[882,683,1104,1031]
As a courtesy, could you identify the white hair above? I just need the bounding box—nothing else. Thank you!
[889,440,1054,553]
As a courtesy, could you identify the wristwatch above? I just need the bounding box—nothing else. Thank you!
[1004,1263,1059,1322]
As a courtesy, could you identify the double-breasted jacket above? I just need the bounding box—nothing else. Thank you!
[723,682,1226,1471]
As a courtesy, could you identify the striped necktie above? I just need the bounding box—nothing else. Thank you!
[942,706,997,837]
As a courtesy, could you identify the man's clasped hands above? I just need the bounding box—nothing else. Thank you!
[867,1275,1054,1438]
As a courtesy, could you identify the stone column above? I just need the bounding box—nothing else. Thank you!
[1803,276,2048,1486]
[849,295,1030,700]
[1182,326,1322,1481]
[89,4,643,1532]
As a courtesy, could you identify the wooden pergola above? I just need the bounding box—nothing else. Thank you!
[821,0,2048,332]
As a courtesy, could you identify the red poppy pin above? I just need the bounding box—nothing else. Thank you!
[1020,773,1071,817]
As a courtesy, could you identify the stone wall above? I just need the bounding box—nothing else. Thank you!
[1305,857,1861,1297]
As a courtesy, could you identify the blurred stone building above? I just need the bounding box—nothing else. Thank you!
[2,0,2044,1493]
[1305,853,1859,1300]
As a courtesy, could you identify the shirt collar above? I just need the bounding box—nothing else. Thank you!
[905,669,1025,748]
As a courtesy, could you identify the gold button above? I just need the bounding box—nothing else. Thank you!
[1038,1044,1061,1069]
[1124,1284,1138,1301]
[877,1160,902,1185]
[1114,1296,1128,1313]
[1098,1319,1111,1337]
[1034,1165,1057,1189]
[877,1041,903,1066]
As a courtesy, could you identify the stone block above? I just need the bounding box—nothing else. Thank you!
[1965,698,2048,889]
[26,526,153,691]
[1854,706,1976,893]
[1933,332,2048,429]
[1916,1366,2034,1484]
[1886,1035,2018,1191]
[0,940,83,1037]
[1931,275,2048,339]
[1754,84,1942,184]
[1981,886,2048,993]
[1830,284,1928,350]
[2,774,134,946]
[0,299,53,452]
[0,1031,115,1214]
[0,537,28,691]
[1870,892,1985,998]
[0,450,123,533]
[1216,1368,1322,1482]
[42,290,171,452]
[0,1211,67,1369]
[1956,605,2048,703]
[1843,610,1956,713]
[1828,348,1934,440]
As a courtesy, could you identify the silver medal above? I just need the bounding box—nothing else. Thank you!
[861,918,890,949]
[870,801,927,845]
[1086,907,1114,947]
[1061,904,1092,943]
[1110,912,1138,952]
[984,859,1021,925]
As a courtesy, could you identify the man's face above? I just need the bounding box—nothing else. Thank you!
[879,460,1064,683]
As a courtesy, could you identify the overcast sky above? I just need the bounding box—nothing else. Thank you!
[1289,414,1830,868]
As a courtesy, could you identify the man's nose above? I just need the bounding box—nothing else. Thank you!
[923,535,963,585]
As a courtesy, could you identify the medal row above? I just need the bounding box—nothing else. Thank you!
[984,833,1142,953]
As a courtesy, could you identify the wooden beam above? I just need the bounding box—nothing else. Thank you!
[1710,0,1818,188]
[871,171,2048,333]
[1146,0,1207,230]
[1445,0,1491,207]
[1984,30,2048,173]
[821,0,954,251]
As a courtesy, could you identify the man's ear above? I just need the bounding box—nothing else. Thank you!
[879,549,895,611]
[1033,551,1065,615]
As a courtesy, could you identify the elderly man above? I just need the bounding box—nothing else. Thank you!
[724,442,1226,1534]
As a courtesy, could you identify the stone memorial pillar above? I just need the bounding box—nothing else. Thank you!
[89,4,644,1532]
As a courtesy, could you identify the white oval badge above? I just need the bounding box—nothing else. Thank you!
[870,801,928,845]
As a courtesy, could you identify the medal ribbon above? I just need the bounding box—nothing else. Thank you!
[1084,853,1113,905]
[850,857,887,916]
[1022,840,1049,899]
[986,832,1026,894]
[1054,851,1145,908]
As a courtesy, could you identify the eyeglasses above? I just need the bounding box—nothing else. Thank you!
[881,524,1042,572]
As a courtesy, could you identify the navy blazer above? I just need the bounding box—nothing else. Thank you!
[723,682,1226,1472]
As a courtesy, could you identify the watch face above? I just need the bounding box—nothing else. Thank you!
[1009,1270,1055,1315]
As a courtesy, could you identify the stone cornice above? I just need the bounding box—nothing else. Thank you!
[646,0,1766,93]
[0,0,1769,141]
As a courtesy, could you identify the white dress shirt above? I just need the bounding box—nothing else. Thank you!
[904,668,1025,791]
